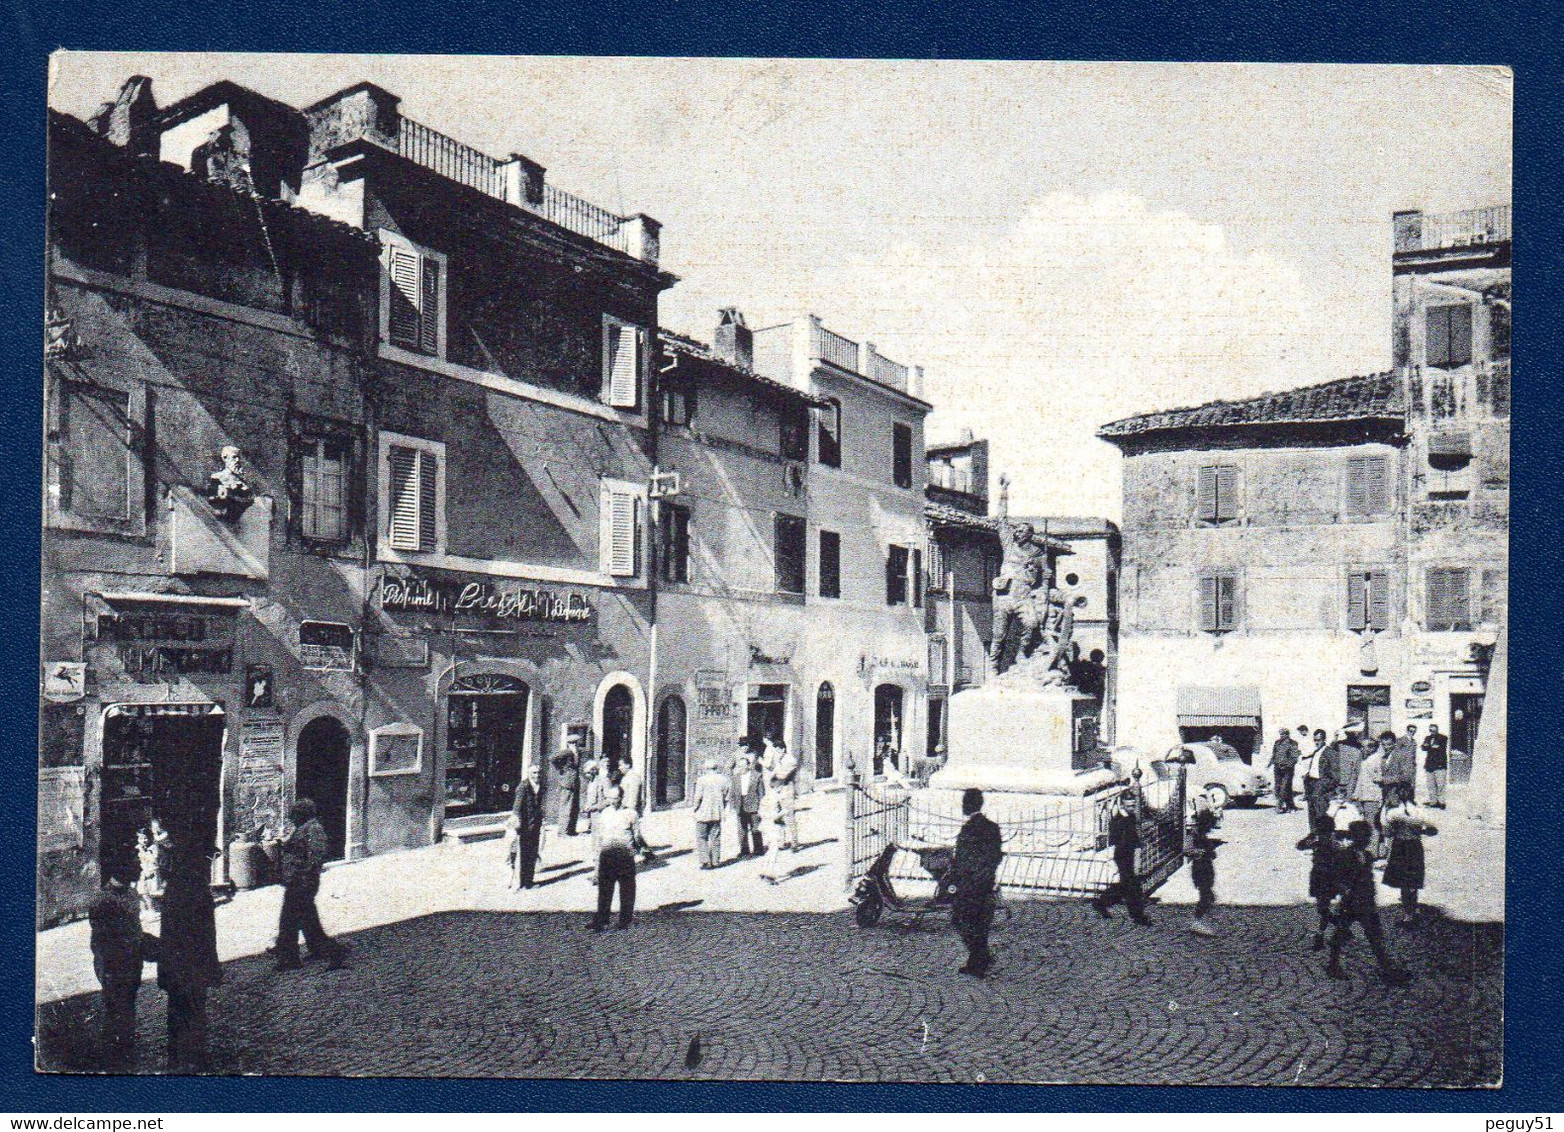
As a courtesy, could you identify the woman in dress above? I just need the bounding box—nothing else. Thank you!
[1381,783,1438,927]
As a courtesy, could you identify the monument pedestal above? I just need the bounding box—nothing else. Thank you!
[927,685,1103,795]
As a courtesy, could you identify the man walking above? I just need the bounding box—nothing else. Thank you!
[1327,820,1412,986]
[949,788,1003,977]
[1093,788,1151,924]
[589,785,645,930]
[1267,727,1301,813]
[763,735,800,851]
[87,859,155,1069]
[730,750,767,858]
[274,798,345,971]
[1422,723,1450,807]
[690,757,731,869]
[510,763,546,889]
[1354,736,1388,858]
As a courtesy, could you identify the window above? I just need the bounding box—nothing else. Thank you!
[1196,465,1240,525]
[599,479,645,577]
[780,405,809,462]
[659,502,691,583]
[300,436,348,543]
[892,423,913,488]
[49,379,142,532]
[1347,570,1391,632]
[602,317,646,410]
[912,547,923,608]
[1345,454,1391,517]
[1426,304,1473,369]
[818,529,841,599]
[886,545,910,606]
[1490,302,1510,360]
[1425,567,1473,631]
[379,432,445,555]
[1198,572,1238,632]
[817,398,842,468]
[659,381,695,426]
[774,514,806,595]
[380,232,444,358]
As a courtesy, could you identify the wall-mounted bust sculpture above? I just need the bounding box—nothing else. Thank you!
[205,445,255,524]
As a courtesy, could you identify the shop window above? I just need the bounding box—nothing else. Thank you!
[602,316,646,410]
[47,378,145,535]
[817,398,842,468]
[1425,566,1473,631]
[1344,454,1391,517]
[892,422,913,488]
[599,478,646,578]
[1198,572,1238,632]
[378,432,445,555]
[774,513,806,595]
[1195,465,1240,525]
[299,434,350,543]
[1426,303,1473,369]
[780,404,809,461]
[1346,569,1391,632]
[886,545,910,606]
[380,231,445,358]
[659,502,691,584]
[818,529,841,599]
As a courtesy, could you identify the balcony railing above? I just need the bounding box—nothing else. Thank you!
[871,352,909,391]
[818,326,860,372]
[397,116,631,256]
[1395,205,1511,254]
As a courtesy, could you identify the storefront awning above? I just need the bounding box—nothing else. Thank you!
[105,702,226,718]
[93,591,251,610]
[1176,685,1262,729]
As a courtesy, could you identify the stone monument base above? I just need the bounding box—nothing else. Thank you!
[927,685,1103,795]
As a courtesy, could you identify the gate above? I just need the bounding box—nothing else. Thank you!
[846,765,1187,897]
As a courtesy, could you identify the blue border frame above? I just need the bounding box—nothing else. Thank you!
[6,0,1559,1112]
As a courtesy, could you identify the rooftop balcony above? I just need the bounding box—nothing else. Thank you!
[1394,205,1510,255]
[752,314,924,399]
[308,83,660,264]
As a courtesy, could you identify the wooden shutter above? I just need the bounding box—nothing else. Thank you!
[1216,574,1237,630]
[602,487,638,576]
[386,445,421,550]
[606,323,641,408]
[1346,571,1368,630]
[417,450,439,551]
[1364,456,1389,514]
[418,257,440,355]
[1214,466,1239,522]
[1199,575,1218,631]
[387,247,422,350]
[1345,457,1367,516]
[1368,571,1391,631]
[1427,306,1450,368]
[912,548,923,608]
[1448,304,1472,367]
[1196,466,1218,522]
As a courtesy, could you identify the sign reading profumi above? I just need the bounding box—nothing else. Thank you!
[380,574,593,624]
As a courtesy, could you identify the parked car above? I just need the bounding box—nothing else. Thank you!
[1109,743,1269,810]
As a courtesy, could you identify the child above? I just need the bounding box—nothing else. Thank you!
[1307,813,1339,951]
[1381,784,1438,926]
[1187,794,1223,937]
[136,820,169,914]
[759,791,789,886]
[1328,820,1412,985]
[87,860,158,1068]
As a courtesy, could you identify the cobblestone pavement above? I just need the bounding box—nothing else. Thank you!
[37,894,1500,1084]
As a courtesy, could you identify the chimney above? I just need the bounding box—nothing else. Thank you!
[87,76,157,155]
[715,308,753,370]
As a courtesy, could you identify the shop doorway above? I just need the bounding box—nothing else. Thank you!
[99,705,225,886]
[655,695,688,807]
[746,684,788,755]
[296,716,351,861]
[601,683,636,782]
[873,684,904,776]
[814,682,835,779]
[1347,685,1393,745]
[1449,692,1484,784]
[445,674,529,817]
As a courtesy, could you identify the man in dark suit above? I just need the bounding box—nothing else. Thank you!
[948,788,1003,977]
[1266,728,1301,813]
[510,763,546,889]
[1094,788,1151,924]
[730,750,767,858]
[87,859,156,1069]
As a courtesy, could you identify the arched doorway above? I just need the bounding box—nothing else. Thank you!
[296,715,351,861]
[873,684,904,776]
[815,682,836,779]
[445,673,529,817]
[601,683,636,783]
[655,695,688,807]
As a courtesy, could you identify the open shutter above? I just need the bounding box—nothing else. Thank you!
[1217,575,1237,629]
[606,323,641,409]
[1345,457,1367,516]
[1214,466,1239,522]
[1199,575,1218,631]
[418,257,440,356]
[1427,306,1450,367]
[1448,304,1472,367]
[600,484,639,577]
[912,548,923,608]
[418,450,439,551]
[1346,571,1367,630]
[387,247,422,350]
[1196,466,1217,522]
[386,445,421,550]
[1365,456,1389,514]
[1368,571,1391,631]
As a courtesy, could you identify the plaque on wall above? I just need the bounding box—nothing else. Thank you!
[300,621,355,671]
[370,630,431,670]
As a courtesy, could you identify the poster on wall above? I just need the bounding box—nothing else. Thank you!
[38,766,85,851]
[237,715,286,839]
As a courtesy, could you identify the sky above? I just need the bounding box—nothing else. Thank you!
[48,55,1512,519]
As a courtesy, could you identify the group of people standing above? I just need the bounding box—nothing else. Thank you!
[689,734,801,883]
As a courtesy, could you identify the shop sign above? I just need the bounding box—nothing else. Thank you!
[1406,697,1435,709]
[100,607,237,682]
[697,684,734,721]
[38,766,85,851]
[300,621,355,671]
[1410,680,1433,694]
[858,655,923,678]
[380,574,592,624]
[41,662,86,703]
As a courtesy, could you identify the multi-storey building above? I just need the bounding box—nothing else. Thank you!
[1102,204,1508,784]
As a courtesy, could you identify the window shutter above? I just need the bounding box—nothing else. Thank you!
[386,445,421,550]
[1217,574,1236,629]
[606,323,640,408]
[1196,466,1218,522]
[1214,466,1239,522]
[1427,306,1450,368]
[1449,303,1472,367]
[1346,571,1367,630]
[1365,456,1389,514]
[912,548,923,608]
[1199,575,1218,631]
[1345,457,1367,516]
[1368,571,1390,631]
[418,257,440,356]
[418,450,439,551]
[387,247,422,350]
[603,488,638,576]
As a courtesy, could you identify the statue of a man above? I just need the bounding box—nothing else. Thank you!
[1036,589,1082,687]
[987,473,1051,675]
[205,445,255,524]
